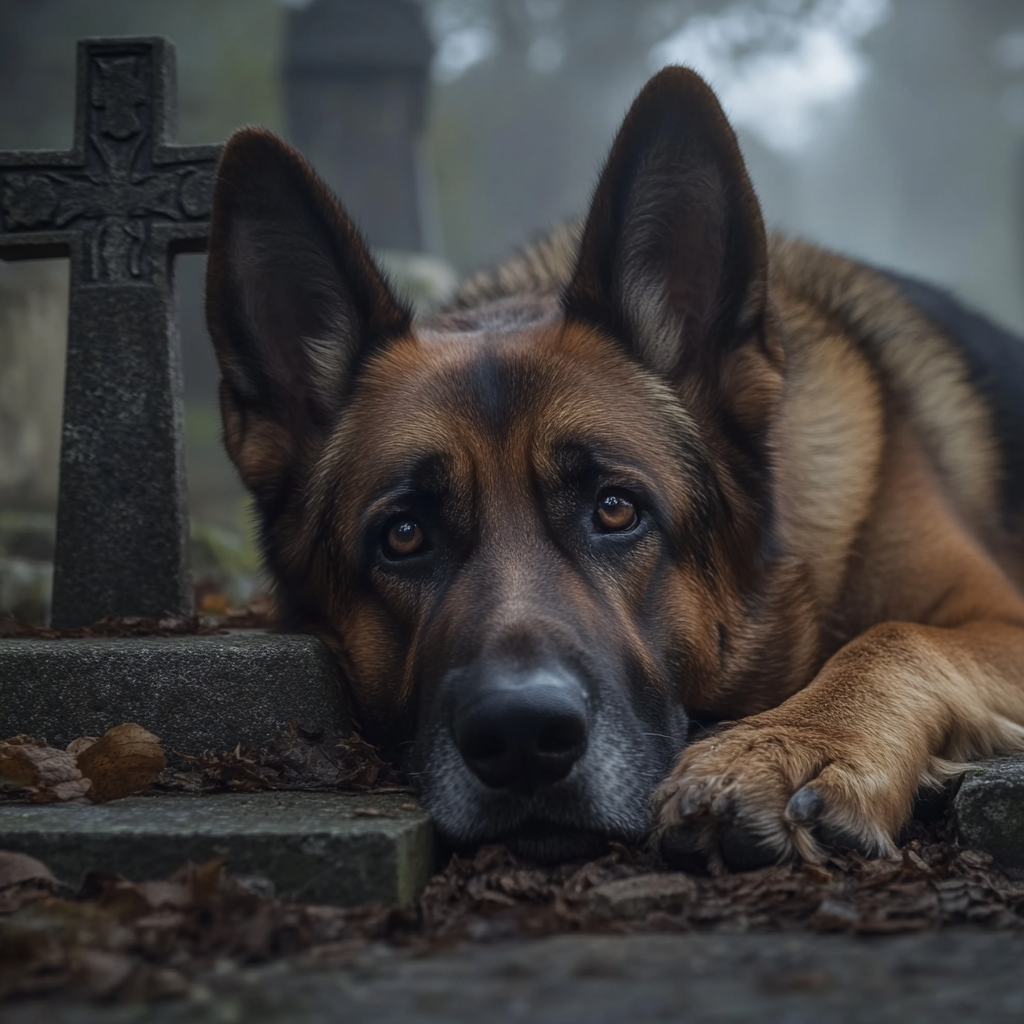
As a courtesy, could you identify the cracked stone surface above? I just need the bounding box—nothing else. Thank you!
[0,792,433,905]
[5,931,1024,1023]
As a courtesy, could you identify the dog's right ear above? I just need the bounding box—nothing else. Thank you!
[563,68,779,422]
[205,127,411,500]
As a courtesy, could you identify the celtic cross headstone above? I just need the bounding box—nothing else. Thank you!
[0,37,222,628]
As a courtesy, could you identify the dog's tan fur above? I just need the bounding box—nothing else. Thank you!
[206,66,1024,869]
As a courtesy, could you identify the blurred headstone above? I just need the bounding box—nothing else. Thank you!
[285,0,434,252]
[0,37,221,627]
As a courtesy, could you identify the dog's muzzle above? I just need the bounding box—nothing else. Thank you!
[453,665,589,793]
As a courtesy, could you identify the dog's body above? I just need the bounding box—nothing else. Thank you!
[205,68,1024,870]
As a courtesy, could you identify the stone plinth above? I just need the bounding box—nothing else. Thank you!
[0,632,350,753]
[953,756,1024,876]
[0,792,434,906]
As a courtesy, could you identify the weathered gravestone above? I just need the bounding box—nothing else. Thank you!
[0,32,354,754]
[0,36,219,628]
[285,0,457,309]
[285,0,434,253]
[0,37,435,904]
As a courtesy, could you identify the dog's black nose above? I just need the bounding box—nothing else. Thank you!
[454,668,589,790]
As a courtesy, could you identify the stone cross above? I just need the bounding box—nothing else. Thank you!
[0,37,222,629]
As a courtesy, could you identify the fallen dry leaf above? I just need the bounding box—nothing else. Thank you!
[0,850,68,914]
[335,731,406,790]
[65,737,98,758]
[586,872,698,919]
[0,735,46,750]
[0,851,59,891]
[0,741,91,803]
[76,724,167,804]
[71,948,135,999]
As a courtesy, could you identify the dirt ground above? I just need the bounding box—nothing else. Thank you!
[3,930,1023,1024]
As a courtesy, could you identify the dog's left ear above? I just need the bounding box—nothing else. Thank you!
[564,67,782,417]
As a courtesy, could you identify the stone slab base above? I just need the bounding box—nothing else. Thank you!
[0,632,350,753]
[953,756,1024,876]
[0,792,433,906]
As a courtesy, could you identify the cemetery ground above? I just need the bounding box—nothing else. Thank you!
[1,690,1024,1018]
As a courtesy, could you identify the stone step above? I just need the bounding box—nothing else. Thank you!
[0,791,434,906]
[0,632,351,753]
[952,756,1024,878]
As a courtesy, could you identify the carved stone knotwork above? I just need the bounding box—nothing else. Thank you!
[1,46,217,285]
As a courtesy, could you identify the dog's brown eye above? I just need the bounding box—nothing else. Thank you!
[596,492,638,532]
[385,520,424,558]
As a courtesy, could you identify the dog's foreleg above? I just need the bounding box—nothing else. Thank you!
[654,618,1024,870]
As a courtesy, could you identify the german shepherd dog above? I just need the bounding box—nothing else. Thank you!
[205,68,1024,870]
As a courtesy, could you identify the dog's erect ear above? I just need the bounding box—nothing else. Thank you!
[206,127,411,498]
[564,67,779,397]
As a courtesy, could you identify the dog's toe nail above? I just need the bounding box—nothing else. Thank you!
[786,786,824,822]
[677,791,701,816]
[710,792,734,817]
[718,823,780,872]
[659,826,709,874]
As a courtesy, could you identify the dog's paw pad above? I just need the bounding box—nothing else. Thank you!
[658,825,709,874]
[816,821,873,855]
[717,822,781,872]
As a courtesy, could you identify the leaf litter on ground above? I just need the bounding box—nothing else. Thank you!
[2,721,1024,1003]
[1,596,274,639]
[1,722,409,803]
[1,725,166,805]
[2,827,1024,1004]
[0,738,91,804]
[154,723,410,796]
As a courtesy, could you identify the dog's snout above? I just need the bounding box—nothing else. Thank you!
[454,669,589,791]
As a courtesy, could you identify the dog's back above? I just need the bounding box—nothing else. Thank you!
[883,270,1024,519]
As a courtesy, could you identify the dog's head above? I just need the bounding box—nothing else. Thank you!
[205,68,795,862]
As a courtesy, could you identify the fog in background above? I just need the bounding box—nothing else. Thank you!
[1,0,1023,610]
[425,0,1024,335]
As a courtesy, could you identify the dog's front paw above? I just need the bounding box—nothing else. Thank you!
[653,722,903,872]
